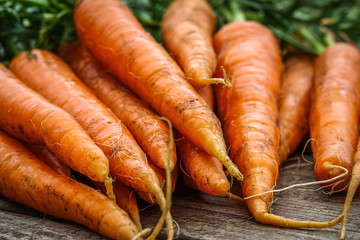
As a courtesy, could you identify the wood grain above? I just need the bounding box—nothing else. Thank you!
[0,155,359,239]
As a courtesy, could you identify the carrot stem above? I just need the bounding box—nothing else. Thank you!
[198,66,232,87]
[293,26,326,55]
[269,26,319,55]
[243,165,349,200]
[221,0,246,23]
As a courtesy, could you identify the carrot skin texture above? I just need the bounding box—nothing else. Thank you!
[177,85,230,196]
[213,21,343,228]
[214,21,282,217]
[93,181,142,231]
[310,43,360,191]
[137,161,178,204]
[57,41,177,171]
[24,143,72,177]
[0,130,138,240]
[279,54,315,164]
[74,0,243,182]
[177,132,230,196]
[0,64,109,184]
[10,49,161,198]
[162,0,219,87]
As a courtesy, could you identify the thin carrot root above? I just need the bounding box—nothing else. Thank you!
[222,154,244,182]
[224,192,244,202]
[198,66,232,87]
[255,212,344,228]
[147,116,174,240]
[243,165,349,200]
[104,176,116,202]
[132,228,152,240]
[340,157,360,239]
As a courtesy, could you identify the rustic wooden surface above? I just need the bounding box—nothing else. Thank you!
[0,155,359,240]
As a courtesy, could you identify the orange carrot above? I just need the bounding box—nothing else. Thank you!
[177,132,230,196]
[24,141,142,231]
[57,41,177,171]
[312,43,360,239]
[10,49,159,196]
[24,143,72,177]
[161,0,229,87]
[0,129,138,240]
[93,181,142,231]
[195,86,215,109]
[214,20,343,228]
[0,63,113,199]
[279,54,315,164]
[73,0,243,183]
[310,43,360,191]
[177,85,230,196]
[10,49,170,237]
[137,161,178,205]
[180,164,200,191]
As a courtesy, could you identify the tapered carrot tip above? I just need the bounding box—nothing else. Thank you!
[223,154,244,181]
[198,66,232,87]
[132,228,152,240]
[256,212,344,228]
[104,177,116,202]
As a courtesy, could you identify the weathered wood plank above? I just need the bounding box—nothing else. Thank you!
[0,156,359,239]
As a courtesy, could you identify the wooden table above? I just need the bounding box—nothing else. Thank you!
[1,155,359,239]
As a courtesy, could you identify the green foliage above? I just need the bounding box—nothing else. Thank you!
[0,0,359,64]
[0,0,76,65]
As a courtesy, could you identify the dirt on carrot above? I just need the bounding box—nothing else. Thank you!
[0,129,138,240]
[73,0,243,183]
[214,20,343,228]
[9,49,171,236]
[93,180,142,231]
[24,142,72,177]
[57,41,177,172]
[310,43,360,191]
[0,63,113,198]
[177,85,230,196]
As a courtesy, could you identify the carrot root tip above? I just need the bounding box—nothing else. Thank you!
[104,176,116,203]
[131,227,151,240]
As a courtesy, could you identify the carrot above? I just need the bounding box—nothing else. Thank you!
[0,129,138,240]
[279,54,315,164]
[93,181,142,231]
[309,43,360,191]
[177,132,230,196]
[73,0,243,183]
[24,141,142,232]
[0,63,114,200]
[24,143,72,177]
[136,161,178,205]
[23,140,142,231]
[214,20,343,228]
[57,41,177,171]
[314,43,360,239]
[177,85,230,196]
[9,49,170,238]
[195,86,215,109]
[161,0,230,87]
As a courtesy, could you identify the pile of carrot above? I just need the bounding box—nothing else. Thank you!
[1,0,360,239]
